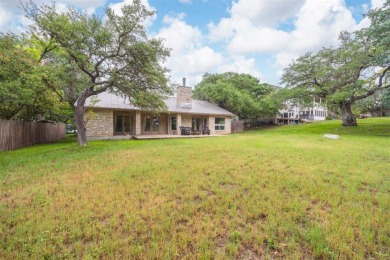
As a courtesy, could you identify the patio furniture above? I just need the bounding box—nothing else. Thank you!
[191,129,201,135]
[201,126,210,135]
[179,126,191,135]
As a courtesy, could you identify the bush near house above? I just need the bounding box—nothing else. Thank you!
[0,118,389,259]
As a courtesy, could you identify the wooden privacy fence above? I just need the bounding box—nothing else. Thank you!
[0,119,66,151]
[231,120,244,133]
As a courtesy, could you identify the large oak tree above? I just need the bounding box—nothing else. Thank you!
[24,0,172,145]
[281,1,389,126]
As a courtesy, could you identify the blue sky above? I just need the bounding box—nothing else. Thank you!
[0,0,384,87]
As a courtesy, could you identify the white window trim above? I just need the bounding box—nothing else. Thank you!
[215,117,225,131]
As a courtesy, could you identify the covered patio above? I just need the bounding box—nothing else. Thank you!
[87,134,224,141]
[132,134,224,140]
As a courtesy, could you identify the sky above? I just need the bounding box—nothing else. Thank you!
[0,0,385,87]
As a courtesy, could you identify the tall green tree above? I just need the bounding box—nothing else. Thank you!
[281,2,389,126]
[24,0,172,145]
[0,33,69,121]
[193,72,278,119]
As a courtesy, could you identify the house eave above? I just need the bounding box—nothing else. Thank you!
[85,106,233,117]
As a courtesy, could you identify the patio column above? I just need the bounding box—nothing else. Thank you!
[135,111,141,135]
[209,116,215,135]
[177,114,182,135]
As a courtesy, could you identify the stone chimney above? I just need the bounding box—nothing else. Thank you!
[177,77,192,108]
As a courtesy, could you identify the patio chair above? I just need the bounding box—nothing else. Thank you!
[180,126,191,135]
[201,126,210,135]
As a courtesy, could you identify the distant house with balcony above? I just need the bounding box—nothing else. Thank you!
[277,98,328,124]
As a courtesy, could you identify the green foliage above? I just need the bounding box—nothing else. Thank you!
[281,33,386,104]
[281,1,390,126]
[383,88,390,108]
[0,33,70,121]
[353,89,390,115]
[193,72,279,119]
[363,0,390,66]
[25,0,172,109]
[23,0,172,144]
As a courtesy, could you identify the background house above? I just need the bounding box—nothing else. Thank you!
[277,98,328,124]
[84,79,234,137]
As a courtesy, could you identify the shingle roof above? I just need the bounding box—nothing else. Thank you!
[84,91,234,116]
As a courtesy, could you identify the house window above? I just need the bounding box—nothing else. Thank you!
[114,114,132,134]
[170,116,177,131]
[215,118,225,131]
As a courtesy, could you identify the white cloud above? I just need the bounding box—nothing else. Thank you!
[156,12,266,87]
[110,0,154,14]
[208,0,361,85]
[371,0,385,8]
[290,0,356,50]
[0,5,12,30]
[227,27,291,54]
[171,46,224,74]
[0,0,106,34]
[217,56,264,81]
[354,0,385,34]
[158,13,202,55]
[58,0,105,10]
[24,0,106,13]
[219,0,357,55]
[208,18,235,42]
[109,0,156,28]
[156,13,226,86]
[230,0,305,27]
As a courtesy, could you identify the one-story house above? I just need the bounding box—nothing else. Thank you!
[84,79,234,137]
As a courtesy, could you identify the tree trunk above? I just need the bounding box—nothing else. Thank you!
[74,93,88,146]
[340,102,357,126]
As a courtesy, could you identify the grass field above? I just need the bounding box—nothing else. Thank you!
[1,118,389,259]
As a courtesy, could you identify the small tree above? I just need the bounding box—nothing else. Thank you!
[24,0,172,145]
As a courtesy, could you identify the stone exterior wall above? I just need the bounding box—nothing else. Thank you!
[181,114,192,127]
[135,111,141,135]
[209,116,231,135]
[209,116,216,135]
[85,109,113,137]
[225,117,231,134]
[85,109,232,137]
[177,87,192,107]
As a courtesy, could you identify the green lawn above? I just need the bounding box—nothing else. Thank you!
[1,118,389,259]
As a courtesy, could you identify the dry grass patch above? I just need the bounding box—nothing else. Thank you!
[1,118,389,259]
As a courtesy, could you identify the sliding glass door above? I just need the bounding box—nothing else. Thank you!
[114,113,132,135]
[144,115,159,133]
[192,118,201,131]
[143,114,167,134]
